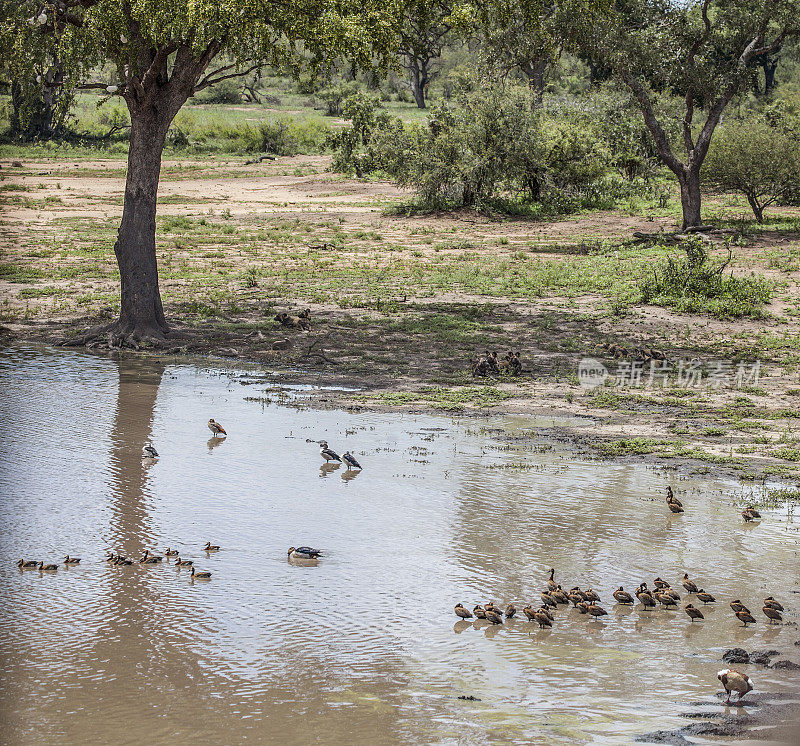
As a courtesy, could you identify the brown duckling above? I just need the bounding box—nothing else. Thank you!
[473,605,487,620]
[547,568,557,591]
[735,609,757,626]
[190,566,212,579]
[455,603,473,620]
[484,609,504,625]
[695,589,716,604]
[613,587,635,604]
[764,596,784,612]
[522,605,537,621]
[682,574,699,594]
[762,606,782,624]
[17,559,39,568]
[684,603,704,621]
[64,555,81,564]
[204,541,220,551]
[587,602,608,618]
[533,608,553,628]
[729,600,750,614]
[174,558,194,567]
[505,603,517,619]
[717,669,753,705]
[38,562,58,571]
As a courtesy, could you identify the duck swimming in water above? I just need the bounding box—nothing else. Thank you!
[742,505,761,522]
[174,558,193,567]
[204,542,220,551]
[143,444,159,458]
[63,556,80,564]
[288,546,322,560]
[190,566,211,579]
[17,559,39,568]
[38,561,58,571]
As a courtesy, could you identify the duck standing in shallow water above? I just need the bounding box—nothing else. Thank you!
[484,608,504,625]
[695,589,716,604]
[455,603,473,620]
[764,596,784,612]
[534,609,553,628]
[342,452,362,471]
[684,603,704,621]
[318,441,341,463]
[742,505,761,522]
[762,606,782,624]
[682,574,699,594]
[613,587,634,604]
[473,605,487,619]
[735,609,757,626]
[207,418,227,437]
[718,669,752,705]
[288,546,322,560]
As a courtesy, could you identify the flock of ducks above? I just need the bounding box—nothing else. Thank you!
[666,486,763,525]
[18,541,325,578]
[455,565,787,631]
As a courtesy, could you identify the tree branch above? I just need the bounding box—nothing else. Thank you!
[194,62,262,92]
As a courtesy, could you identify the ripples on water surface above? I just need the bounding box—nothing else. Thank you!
[0,345,798,745]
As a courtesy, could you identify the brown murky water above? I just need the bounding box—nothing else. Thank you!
[1,344,798,745]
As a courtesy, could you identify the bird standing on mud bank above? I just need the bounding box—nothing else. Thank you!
[342,451,362,470]
[208,418,227,436]
[717,669,752,705]
[455,603,473,619]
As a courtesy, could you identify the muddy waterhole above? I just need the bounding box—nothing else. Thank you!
[0,345,798,745]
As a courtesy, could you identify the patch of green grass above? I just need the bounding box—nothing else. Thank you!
[360,385,514,411]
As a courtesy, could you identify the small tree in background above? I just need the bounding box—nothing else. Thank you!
[703,118,800,222]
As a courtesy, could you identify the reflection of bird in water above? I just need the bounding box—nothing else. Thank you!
[207,437,225,451]
[342,451,362,470]
[455,603,473,619]
[340,468,360,483]
[718,669,752,705]
[318,441,341,463]
[319,462,340,478]
[207,418,227,436]
[143,444,158,458]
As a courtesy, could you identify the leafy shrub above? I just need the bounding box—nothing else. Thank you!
[194,79,242,104]
[703,116,800,221]
[319,81,361,116]
[639,236,773,318]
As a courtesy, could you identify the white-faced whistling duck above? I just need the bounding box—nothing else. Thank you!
[613,587,634,604]
[695,590,716,604]
[735,609,757,626]
[762,606,782,624]
[455,603,473,619]
[684,603,704,621]
[764,597,784,612]
[682,574,699,594]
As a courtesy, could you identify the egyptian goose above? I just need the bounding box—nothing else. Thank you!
[208,418,227,436]
[717,669,752,705]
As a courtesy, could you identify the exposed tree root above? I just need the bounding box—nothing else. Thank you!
[58,319,197,351]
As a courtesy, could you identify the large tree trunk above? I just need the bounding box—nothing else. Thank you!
[520,58,548,105]
[677,168,703,230]
[409,59,428,109]
[112,109,171,341]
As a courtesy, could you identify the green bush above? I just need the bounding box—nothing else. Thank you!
[319,81,361,116]
[703,116,800,222]
[639,236,773,318]
[194,79,242,104]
